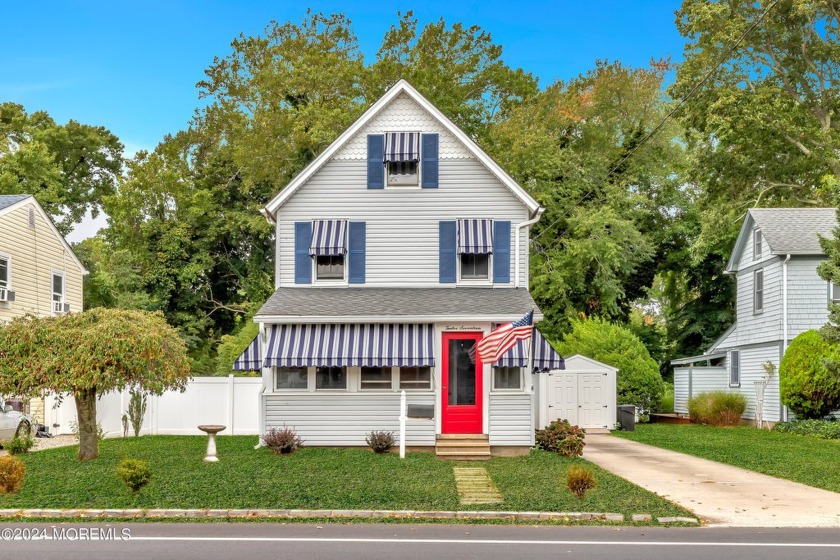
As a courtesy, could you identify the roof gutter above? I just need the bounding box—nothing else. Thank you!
[515,207,544,289]
[260,208,276,226]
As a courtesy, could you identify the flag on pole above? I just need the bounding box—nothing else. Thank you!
[476,310,534,364]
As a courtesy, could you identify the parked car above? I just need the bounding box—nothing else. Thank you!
[0,402,33,443]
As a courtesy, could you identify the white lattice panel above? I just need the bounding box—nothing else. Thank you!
[333,93,472,160]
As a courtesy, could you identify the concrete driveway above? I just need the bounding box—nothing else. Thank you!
[583,434,840,528]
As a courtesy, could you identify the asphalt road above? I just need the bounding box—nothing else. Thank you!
[2,522,840,560]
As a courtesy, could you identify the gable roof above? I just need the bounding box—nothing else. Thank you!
[0,195,30,212]
[263,79,542,217]
[727,208,837,271]
[0,194,88,275]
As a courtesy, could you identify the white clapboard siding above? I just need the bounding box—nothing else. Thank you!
[265,393,436,446]
[334,92,471,160]
[488,393,533,446]
[733,259,782,345]
[673,366,728,415]
[0,202,83,322]
[787,256,830,337]
[276,158,529,287]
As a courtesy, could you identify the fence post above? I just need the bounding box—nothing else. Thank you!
[228,374,235,435]
[399,390,406,459]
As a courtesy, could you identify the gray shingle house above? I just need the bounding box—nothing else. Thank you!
[232,80,592,458]
[673,208,838,423]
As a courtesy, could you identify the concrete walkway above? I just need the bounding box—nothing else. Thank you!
[583,434,840,528]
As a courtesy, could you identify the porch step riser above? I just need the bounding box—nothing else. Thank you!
[436,435,491,460]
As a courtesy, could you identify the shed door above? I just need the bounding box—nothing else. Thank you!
[547,372,578,425]
[579,373,609,429]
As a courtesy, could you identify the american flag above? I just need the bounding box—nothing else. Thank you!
[476,310,534,364]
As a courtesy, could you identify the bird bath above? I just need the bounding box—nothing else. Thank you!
[198,425,226,462]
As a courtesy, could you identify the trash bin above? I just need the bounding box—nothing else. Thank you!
[617,405,636,431]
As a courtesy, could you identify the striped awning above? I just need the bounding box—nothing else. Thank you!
[385,132,420,162]
[458,219,493,254]
[233,336,261,371]
[309,220,347,257]
[263,323,435,368]
[493,330,565,371]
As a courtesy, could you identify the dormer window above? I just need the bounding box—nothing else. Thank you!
[385,132,420,186]
[754,228,762,260]
[457,219,493,281]
[309,220,347,282]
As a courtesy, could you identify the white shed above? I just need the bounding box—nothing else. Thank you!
[535,355,617,430]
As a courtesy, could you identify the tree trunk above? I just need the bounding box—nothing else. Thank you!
[74,388,99,461]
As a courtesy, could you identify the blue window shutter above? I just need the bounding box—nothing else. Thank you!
[348,221,366,284]
[439,220,456,283]
[294,221,312,284]
[367,134,385,189]
[493,220,511,283]
[421,134,439,188]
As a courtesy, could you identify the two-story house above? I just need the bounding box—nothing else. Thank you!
[234,80,575,458]
[0,194,86,423]
[672,208,837,423]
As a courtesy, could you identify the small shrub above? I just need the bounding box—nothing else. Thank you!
[535,419,585,457]
[127,389,147,437]
[2,435,35,455]
[366,430,395,453]
[566,465,597,499]
[688,391,748,426]
[0,456,26,494]
[263,426,304,455]
[116,458,151,493]
[773,419,840,439]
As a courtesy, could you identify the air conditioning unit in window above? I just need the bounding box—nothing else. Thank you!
[0,288,14,302]
[53,301,70,314]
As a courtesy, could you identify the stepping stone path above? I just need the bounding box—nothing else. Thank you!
[453,467,503,505]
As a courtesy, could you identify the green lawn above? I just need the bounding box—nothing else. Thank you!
[615,424,840,492]
[0,436,689,520]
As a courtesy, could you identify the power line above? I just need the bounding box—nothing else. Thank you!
[530,0,781,252]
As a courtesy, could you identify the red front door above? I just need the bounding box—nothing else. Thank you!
[441,332,483,434]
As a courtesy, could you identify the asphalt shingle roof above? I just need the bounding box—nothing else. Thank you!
[255,287,541,321]
[750,208,837,255]
[0,194,30,212]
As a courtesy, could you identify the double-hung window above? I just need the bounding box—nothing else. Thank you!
[0,255,9,290]
[275,367,308,390]
[830,282,840,303]
[385,132,420,186]
[493,366,522,390]
[753,269,764,313]
[315,366,346,390]
[360,366,392,390]
[398,366,432,390]
[753,229,762,260]
[309,220,347,281]
[52,271,65,313]
[457,219,493,281]
[729,350,740,387]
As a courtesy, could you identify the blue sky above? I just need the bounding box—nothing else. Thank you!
[1,1,686,239]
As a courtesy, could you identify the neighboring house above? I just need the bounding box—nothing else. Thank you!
[0,194,87,423]
[672,208,837,423]
[233,80,617,458]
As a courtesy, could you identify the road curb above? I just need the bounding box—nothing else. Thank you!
[0,508,698,524]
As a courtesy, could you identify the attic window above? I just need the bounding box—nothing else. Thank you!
[754,229,762,259]
[385,132,420,186]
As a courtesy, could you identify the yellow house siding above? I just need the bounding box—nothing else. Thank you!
[0,201,84,323]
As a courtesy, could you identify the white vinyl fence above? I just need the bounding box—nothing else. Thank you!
[43,376,262,437]
[673,366,728,415]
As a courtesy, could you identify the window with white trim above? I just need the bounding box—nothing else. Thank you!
[316,255,345,280]
[387,161,419,186]
[52,271,65,311]
[753,269,764,313]
[315,366,346,389]
[385,132,420,187]
[398,366,432,390]
[493,367,522,390]
[729,350,740,387]
[0,255,9,289]
[360,366,392,390]
[460,253,490,280]
[830,282,840,303]
[753,228,762,260]
[275,367,308,390]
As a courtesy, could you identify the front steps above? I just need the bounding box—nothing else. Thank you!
[435,434,491,461]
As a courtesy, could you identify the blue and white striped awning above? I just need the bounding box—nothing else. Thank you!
[458,219,493,254]
[309,220,347,257]
[263,323,435,368]
[493,330,565,371]
[385,132,420,162]
[233,336,261,371]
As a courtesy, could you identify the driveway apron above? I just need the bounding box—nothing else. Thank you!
[583,434,840,527]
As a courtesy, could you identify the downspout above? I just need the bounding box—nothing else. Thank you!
[782,253,791,422]
[515,207,544,288]
[254,321,267,449]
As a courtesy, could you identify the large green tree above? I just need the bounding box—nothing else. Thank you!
[0,103,123,234]
[0,308,190,460]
